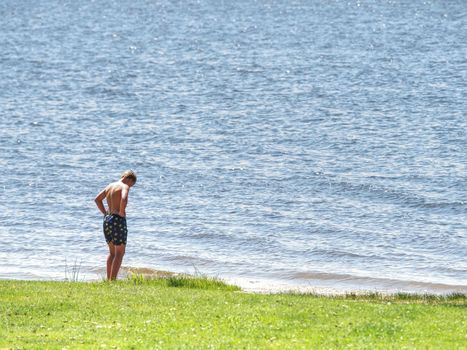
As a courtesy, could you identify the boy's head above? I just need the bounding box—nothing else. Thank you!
[121,170,137,187]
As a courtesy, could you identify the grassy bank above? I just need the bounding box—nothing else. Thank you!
[0,277,465,349]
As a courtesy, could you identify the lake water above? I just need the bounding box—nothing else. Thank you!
[1,0,466,293]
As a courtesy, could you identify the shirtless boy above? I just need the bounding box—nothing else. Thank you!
[94,170,137,280]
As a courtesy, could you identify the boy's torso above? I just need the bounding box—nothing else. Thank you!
[105,182,125,215]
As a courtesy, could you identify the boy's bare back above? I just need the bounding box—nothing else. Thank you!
[95,171,136,219]
[105,181,130,217]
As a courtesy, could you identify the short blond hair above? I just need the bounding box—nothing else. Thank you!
[121,170,137,183]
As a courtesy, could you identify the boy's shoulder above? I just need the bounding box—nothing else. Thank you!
[106,181,122,190]
[113,181,130,190]
[106,181,130,193]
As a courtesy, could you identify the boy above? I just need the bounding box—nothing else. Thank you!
[94,170,137,280]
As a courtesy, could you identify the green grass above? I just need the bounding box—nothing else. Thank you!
[0,277,465,349]
[127,273,240,291]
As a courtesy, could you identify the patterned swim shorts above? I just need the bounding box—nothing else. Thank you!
[103,214,128,246]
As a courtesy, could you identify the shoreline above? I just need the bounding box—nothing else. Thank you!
[2,266,466,296]
[92,266,467,296]
[112,266,467,295]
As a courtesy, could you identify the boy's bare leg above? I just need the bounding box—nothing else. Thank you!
[106,242,116,280]
[110,244,126,280]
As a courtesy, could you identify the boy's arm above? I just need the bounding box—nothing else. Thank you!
[119,186,129,217]
[94,188,108,216]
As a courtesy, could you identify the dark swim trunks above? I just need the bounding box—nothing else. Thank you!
[103,214,128,245]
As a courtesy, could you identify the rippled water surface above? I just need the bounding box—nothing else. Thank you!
[1,0,466,293]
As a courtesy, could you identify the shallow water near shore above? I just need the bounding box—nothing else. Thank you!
[0,0,466,294]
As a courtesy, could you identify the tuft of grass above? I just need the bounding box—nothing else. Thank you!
[127,272,241,291]
[127,272,146,285]
[165,275,240,291]
[64,258,83,282]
